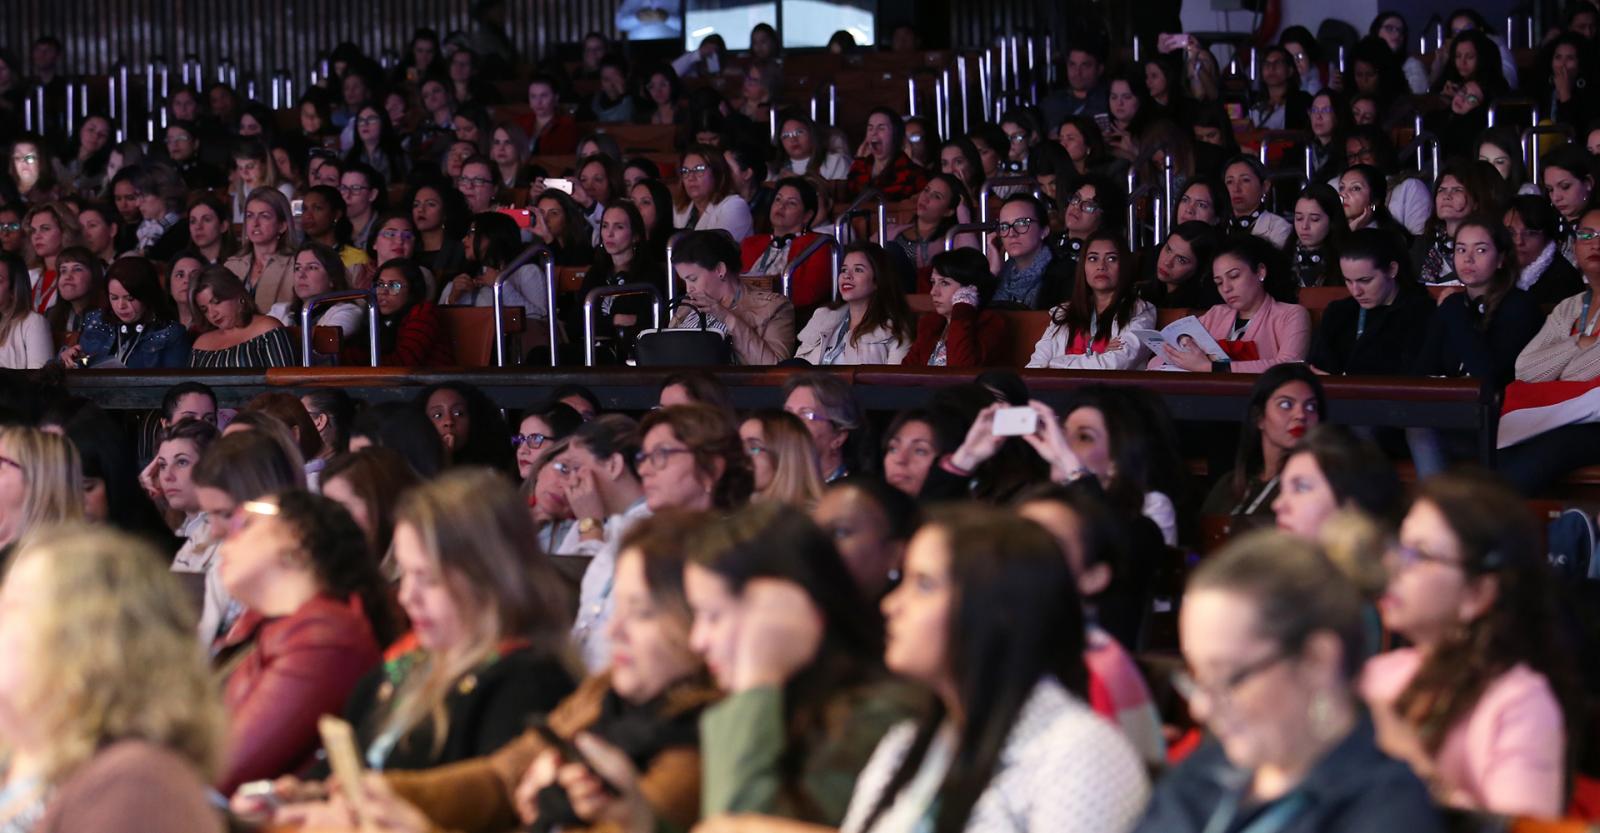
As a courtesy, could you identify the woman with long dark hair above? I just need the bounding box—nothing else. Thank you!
[1027,232,1155,369]
[1139,221,1222,309]
[839,504,1149,832]
[416,380,516,474]
[1201,364,1326,526]
[795,241,916,366]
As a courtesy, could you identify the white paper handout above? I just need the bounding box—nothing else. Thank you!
[1128,316,1229,369]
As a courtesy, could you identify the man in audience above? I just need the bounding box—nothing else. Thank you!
[1041,42,1110,130]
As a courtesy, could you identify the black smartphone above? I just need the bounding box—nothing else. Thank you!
[529,720,620,796]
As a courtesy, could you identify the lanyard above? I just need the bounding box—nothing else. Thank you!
[33,269,57,314]
[1201,789,1311,833]
[1580,291,1598,338]
[1230,315,1250,341]
[1355,307,1369,341]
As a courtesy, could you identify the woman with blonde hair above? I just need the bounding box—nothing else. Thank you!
[0,425,84,555]
[0,528,225,832]
[223,186,300,310]
[739,410,824,509]
[0,251,51,369]
[188,266,297,368]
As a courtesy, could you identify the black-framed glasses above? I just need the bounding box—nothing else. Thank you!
[995,217,1037,237]
[1171,650,1288,709]
[512,432,551,449]
[1386,543,1464,572]
[456,175,493,189]
[634,446,692,469]
[356,115,383,126]
[0,223,19,234]
[679,165,709,178]
[779,130,806,140]
[337,184,371,195]
[1067,194,1102,214]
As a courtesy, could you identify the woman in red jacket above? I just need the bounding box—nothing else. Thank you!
[902,248,1009,367]
[212,490,401,794]
[519,75,578,156]
[368,258,454,367]
[740,177,834,310]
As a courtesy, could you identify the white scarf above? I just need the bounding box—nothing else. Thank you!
[1518,241,1559,291]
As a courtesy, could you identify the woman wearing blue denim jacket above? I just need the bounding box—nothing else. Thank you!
[60,257,191,370]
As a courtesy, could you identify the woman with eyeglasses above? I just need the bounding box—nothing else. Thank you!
[776,115,852,181]
[740,410,825,510]
[1249,46,1312,131]
[513,402,584,482]
[342,104,410,187]
[636,404,753,517]
[1361,473,1572,817]
[9,133,63,204]
[1135,529,1442,832]
[340,163,385,251]
[1370,12,1429,94]
[782,373,870,484]
[364,258,453,367]
[1502,195,1585,307]
[367,210,425,286]
[671,144,754,243]
[1028,232,1156,370]
[211,490,400,794]
[989,193,1073,310]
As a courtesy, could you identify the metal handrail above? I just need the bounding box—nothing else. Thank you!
[781,234,838,300]
[299,289,379,367]
[1254,130,1311,166]
[1486,97,1538,130]
[976,176,1040,224]
[1522,125,1577,182]
[537,250,558,367]
[663,230,690,303]
[941,221,996,252]
[1400,132,1443,183]
[830,188,888,278]
[581,284,663,367]
[1127,183,1163,251]
[491,242,553,368]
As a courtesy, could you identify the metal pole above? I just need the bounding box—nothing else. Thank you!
[1248,47,1258,82]
[663,231,688,303]
[828,84,837,126]
[1505,15,1515,46]
[145,62,156,113]
[1133,37,1141,62]
[539,250,558,367]
[1487,102,1497,128]
[66,82,75,135]
[1044,36,1052,84]
[958,56,970,135]
[768,107,778,141]
[1303,144,1313,183]
[1163,156,1175,231]
[33,86,45,135]
[118,64,130,140]
[1009,36,1021,95]
[246,79,257,102]
[1027,38,1037,103]
[907,76,917,117]
[933,76,944,141]
[23,97,33,133]
[1336,46,1345,74]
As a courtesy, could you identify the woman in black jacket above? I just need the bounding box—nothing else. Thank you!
[1308,228,1434,376]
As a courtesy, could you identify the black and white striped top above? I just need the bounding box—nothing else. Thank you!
[187,327,298,368]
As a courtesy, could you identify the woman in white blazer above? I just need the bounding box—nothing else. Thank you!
[1028,234,1156,370]
[795,242,917,365]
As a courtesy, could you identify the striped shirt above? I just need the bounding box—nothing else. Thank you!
[188,327,298,368]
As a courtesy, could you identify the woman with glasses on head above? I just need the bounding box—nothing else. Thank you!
[1362,473,1572,817]
[740,410,825,510]
[671,144,753,242]
[1135,529,1442,832]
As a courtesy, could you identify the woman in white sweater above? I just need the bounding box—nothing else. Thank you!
[1028,233,1156,370]
[0,252,52,369]
[795,242,917,365]
[1515,207,1600,383]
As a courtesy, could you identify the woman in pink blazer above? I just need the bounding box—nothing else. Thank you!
[1148,237,1310,373]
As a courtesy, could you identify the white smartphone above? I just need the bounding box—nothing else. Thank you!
[992,406,1039,437]
[544,178,575,195]
[290,199,304,217]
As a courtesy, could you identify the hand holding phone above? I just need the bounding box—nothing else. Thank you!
[544,177,575,195]
[530,721,620,796]
[318,715,368,826]
[991,406,1040,437]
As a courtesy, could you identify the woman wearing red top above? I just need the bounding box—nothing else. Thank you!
[366,258,454,367]
[518,75,578,156]
[211,490,401,794]
[902,248,1008,367]
[740,177,834,310]
[846,107,930,201]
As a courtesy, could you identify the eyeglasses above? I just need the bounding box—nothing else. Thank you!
[787,406,830,424]
[779,130,806,140]
[1458,93,1483,107]
[679,165,709,178]
[379,229,415,242]
[745,441,768,457]
[634,446,693,469]
[1067,194,1101,214]
[995,217,1037,236]
[1308,106,1335,115]
[1386,543,1463,572]
[1006,132,1029,144]
[552,460,582,477]
[1577,229,1600,242]
[456,175,493,189]
[512,432,551,449]
[356,115,383,126]
[337,184,371,195]
[0,223,19,234]
[11,154,37,164]
[1171,649,1288,711]
[374,280,407,294]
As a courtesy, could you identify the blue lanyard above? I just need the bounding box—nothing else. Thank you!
[1355,307,1368,341]
[1200,789,1311,833]
[1580,291,1597,338]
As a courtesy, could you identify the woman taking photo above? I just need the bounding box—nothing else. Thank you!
[1149,237,1310,374]
[902,248,1007,367]
[0,528,225,833]
[1028,233,1156,370]
[1309,228,1434,376]
[795,241,916,366]
[667,230,795,365]
[224,187,299,310]
[672,145,753,242]
[0,251,51,369]
[1138,221,1222,310]
[1362,472,1572,817]
[188,267,298,368]
[1135,530,1442,831]
[740,410,825,509]
[836,504,1150,833]
[62,256,191,369]
[366,258,452,367]
[0,426,84,558]
[212,490,400,794]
